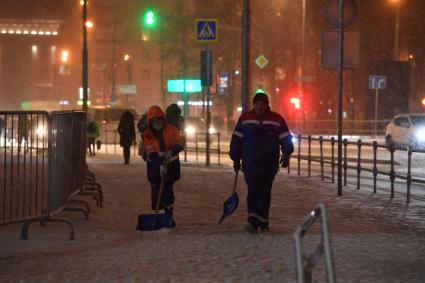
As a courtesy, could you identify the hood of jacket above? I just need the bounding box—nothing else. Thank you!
[146,105,165,127]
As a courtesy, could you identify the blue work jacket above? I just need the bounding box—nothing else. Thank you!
[229,109,294,178]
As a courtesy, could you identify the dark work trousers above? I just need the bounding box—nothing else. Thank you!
[123,144,131,164]
[244,173,275,228]
[150,178,175,213]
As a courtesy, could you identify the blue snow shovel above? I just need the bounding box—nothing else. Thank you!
[137,164,173,231]
[218,170,240,224]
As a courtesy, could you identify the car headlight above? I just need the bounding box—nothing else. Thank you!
[36,126,46,137]
[185,125,196,135]
[414,128,425,142]
[209,127,216,134]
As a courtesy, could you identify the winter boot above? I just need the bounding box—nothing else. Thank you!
[244,217,259,234]
[164,207,176,228]
[259,221,270,233]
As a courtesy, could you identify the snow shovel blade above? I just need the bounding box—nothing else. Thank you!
[218,192,239,224]
[137,212,173,231]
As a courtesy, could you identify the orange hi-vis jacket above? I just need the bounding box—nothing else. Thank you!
[142,105,184,184]
[142,105,183,158]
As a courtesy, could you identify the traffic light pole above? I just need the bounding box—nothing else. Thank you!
[205,46,211,167]
[337,0,344,196]
[111,25,117,104]
[82,0,88,112]
[242,0,251,112]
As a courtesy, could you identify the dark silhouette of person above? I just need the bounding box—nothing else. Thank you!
[117,111,136,165]
[166,103,185,133]
[86,119,100,156]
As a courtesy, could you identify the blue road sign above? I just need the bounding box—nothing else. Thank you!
[196,19,218,43]
[369,75,386,90]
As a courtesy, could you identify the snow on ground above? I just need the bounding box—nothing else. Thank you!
[1,153,425,282]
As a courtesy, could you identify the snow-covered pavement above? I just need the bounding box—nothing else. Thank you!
[1,153,425,282]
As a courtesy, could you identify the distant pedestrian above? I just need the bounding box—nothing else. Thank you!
[141,105,184,227]
[117,110,136,165]
[229,92,294,233]
[0,116,4,137]
[166,103,185,133]
[86,119,100,156]
[17,114,30,152]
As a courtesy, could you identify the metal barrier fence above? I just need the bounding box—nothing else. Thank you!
[287,119,391,136]
[289,135,425,202]
[95,129,222,165]
[1,111,49,226]
[0,111,90,240]
[183,132,221,165]
[293,203,335,283]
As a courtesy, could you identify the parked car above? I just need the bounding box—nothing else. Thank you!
[385,113,425,149]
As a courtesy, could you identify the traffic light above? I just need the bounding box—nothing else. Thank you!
[290,97,301,109]
[422,98,425,106]
[141,8,156,28]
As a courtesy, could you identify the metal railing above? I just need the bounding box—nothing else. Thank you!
[289,135,425,202]
[287,119,391,136]
[94,129,222,165]
[183,132,221,165]
[1,111,50,226]
[293,203,335,283]
[0,111,99,240]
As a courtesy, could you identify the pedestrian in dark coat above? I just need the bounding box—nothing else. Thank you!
[141,105,184,227]
[117,110,136,164]
[229,92,294,233]
[165,103,185,133]
[86,119,100,156]
[0,116,4,137]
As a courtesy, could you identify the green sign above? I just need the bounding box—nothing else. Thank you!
[21,101,31,110]
[167,80,202,93]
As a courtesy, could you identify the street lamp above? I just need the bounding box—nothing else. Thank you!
[123,54,132,107]
[60,50,69,63]
[82,0,89,112]
[85,20,94,29]
[389,0,401,60]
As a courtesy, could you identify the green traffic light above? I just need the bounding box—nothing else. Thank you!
[144,9,156,27]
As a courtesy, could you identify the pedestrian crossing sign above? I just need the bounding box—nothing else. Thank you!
[196,19,218,43]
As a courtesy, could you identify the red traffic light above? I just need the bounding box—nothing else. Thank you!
[290,97,301,109]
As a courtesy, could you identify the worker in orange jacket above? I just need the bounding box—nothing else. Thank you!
[141,105,184,227]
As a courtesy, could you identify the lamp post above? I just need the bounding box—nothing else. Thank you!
[389,0,401,60]
[124,54,132,107]
[241,0,251,112]
[82,0,89,112]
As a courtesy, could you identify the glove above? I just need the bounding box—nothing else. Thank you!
[165,150,173,161]
[280,155,290,168]
[233,160,241,172]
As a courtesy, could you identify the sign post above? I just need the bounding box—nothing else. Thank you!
[197,19,217,167]
[369,75,386,137]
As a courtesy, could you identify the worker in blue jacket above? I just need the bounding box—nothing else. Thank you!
[229,92,294,233]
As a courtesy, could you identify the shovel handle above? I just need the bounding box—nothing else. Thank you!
[232,170,239,194]
[154,164,168,215]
